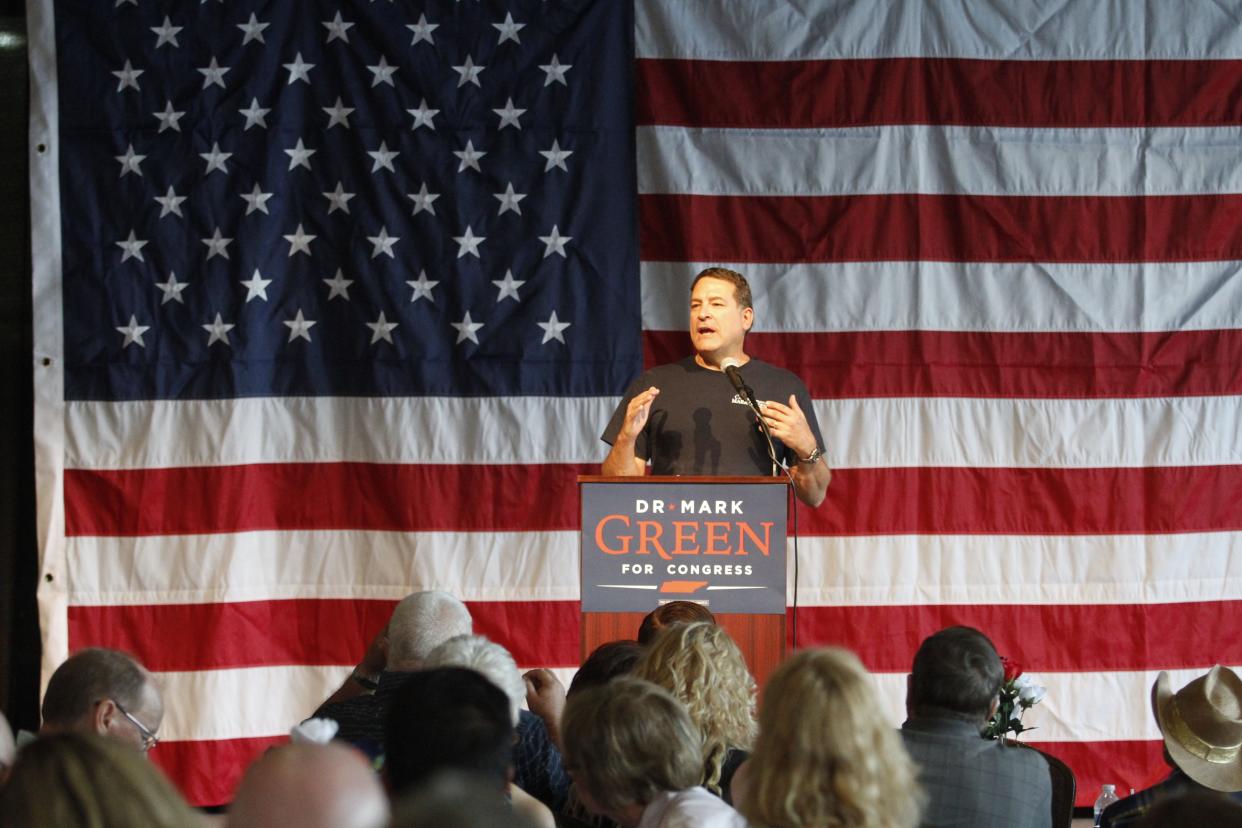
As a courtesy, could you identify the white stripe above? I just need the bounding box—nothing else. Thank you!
[64,396,618,470]
[789,533,1242,607]
[819,397,1242,469]
[637,0,1242,60]
[641,261,1242,334]
[638,125,1242,198]
[28,0,70,691]
[63,395,1242,475]
[66,530,581,606]
[158,664,580,742]
[64,529,1242,610]
[870,667,1242,742]
[155,662,1232,743]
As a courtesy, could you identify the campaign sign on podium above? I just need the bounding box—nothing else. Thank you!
[579,477,788,614]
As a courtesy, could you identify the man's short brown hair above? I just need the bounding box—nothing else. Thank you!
[41,648,149,728]
[691,267,752,310]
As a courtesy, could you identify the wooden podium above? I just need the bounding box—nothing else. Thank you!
[578,476,788,688]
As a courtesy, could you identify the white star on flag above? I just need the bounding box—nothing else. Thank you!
[454,140,486,173]
[452,55,485,88]
[539,225,572,258]
[323,268,354,300]
[493,98,526,130]
[112,59,143,92]
[368,227,399,259]
[284,224,316,257]
[197,57,229,89]
[493,12,525,44]
[240,98,270,130]
[492,269,525,302]
[540,140,573,172]
[284,309,317,343]
[154,186,186,218]
[368,56,398,87]
[451,311,484,344]
[156,272,188,304]
[367,312,399,344]
[116,230,147,262]
[494,183,526,216]
[407,270,439,303]
[200,142,232,175]
[116,315,150,348]
[202,313,235,346]
[323,98,354,129]
[202,228,232,260]
[368,141,398,173]
[323,183,356,214]
[323,12,354,43]
[153,101,185,133]
[408,183,440,216]
[408,99,439,130]
[285,138,316,171]
[284,53,315,84]
[115,143,145,178]
[539,54,572,87]
[151,16,182,48]
[538,310,571,344]
[407,14,438,45]
[241,269,272,302]
[237,13,269,45]
[241,183,274,215]
[453,226,485,259]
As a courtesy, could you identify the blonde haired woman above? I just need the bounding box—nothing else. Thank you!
[736,647,924,828]
[633,621,755,802]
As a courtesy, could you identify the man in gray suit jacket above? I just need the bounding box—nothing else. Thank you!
[900,627,1052,828]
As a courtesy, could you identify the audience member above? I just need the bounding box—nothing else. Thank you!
[736,647,923,828]
[313,590,472,754]
[1100,665,1242,826]
[561,676,746,827]
[636,601,715,646]
[40,647,163,755]
[227,742,388,828]
[425,634,570,812]
[0,710,14,785]
[1134,788,1242,827]
[900,626,1049,828]
[634,621,754,802]
[0,731,199,827]
[390,771,538,828]
[567,640,642,697]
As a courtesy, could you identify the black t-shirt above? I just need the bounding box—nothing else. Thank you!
[601,356,824,476]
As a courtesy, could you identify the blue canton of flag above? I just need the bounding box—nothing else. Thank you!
[58,0,640,400]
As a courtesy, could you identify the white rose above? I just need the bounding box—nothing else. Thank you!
[1012,673,1034,690]
[290,717,339,744]
[1019,684,1047,706]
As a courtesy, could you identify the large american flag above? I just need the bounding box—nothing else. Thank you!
[30,0,1242,808]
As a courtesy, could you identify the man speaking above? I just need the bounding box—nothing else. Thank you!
[601,267,830,508]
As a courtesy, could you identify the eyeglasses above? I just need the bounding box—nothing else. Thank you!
[112,699,159,753]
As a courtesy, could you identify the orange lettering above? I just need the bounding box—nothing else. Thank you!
[703,521,732,555]
[637,520,670,560]
[737,521,773,556]
[595,514,632,555]
[671,521,700,555]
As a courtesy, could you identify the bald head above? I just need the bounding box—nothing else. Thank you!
[228,743,388,828]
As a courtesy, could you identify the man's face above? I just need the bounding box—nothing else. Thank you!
[103,681,164,755]
[688,276,753,363]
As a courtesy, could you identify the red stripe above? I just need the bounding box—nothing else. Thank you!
[64,462,590,536]
[811,466,1242,535]
[790,602,1242,674]
[68,599,581,672]
[637,57,1242,128]
[645,328,1242,399]
[64,464,1242,536]
[1027,740,1166,808]
[640,193,1242,264]
[151,735,286,807]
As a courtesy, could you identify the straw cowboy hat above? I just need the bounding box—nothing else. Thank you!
[1152,665,1242,792]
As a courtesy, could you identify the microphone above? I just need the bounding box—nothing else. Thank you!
[721,358,748,396]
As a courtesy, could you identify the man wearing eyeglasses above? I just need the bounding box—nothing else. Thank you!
[40,647,163,755]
